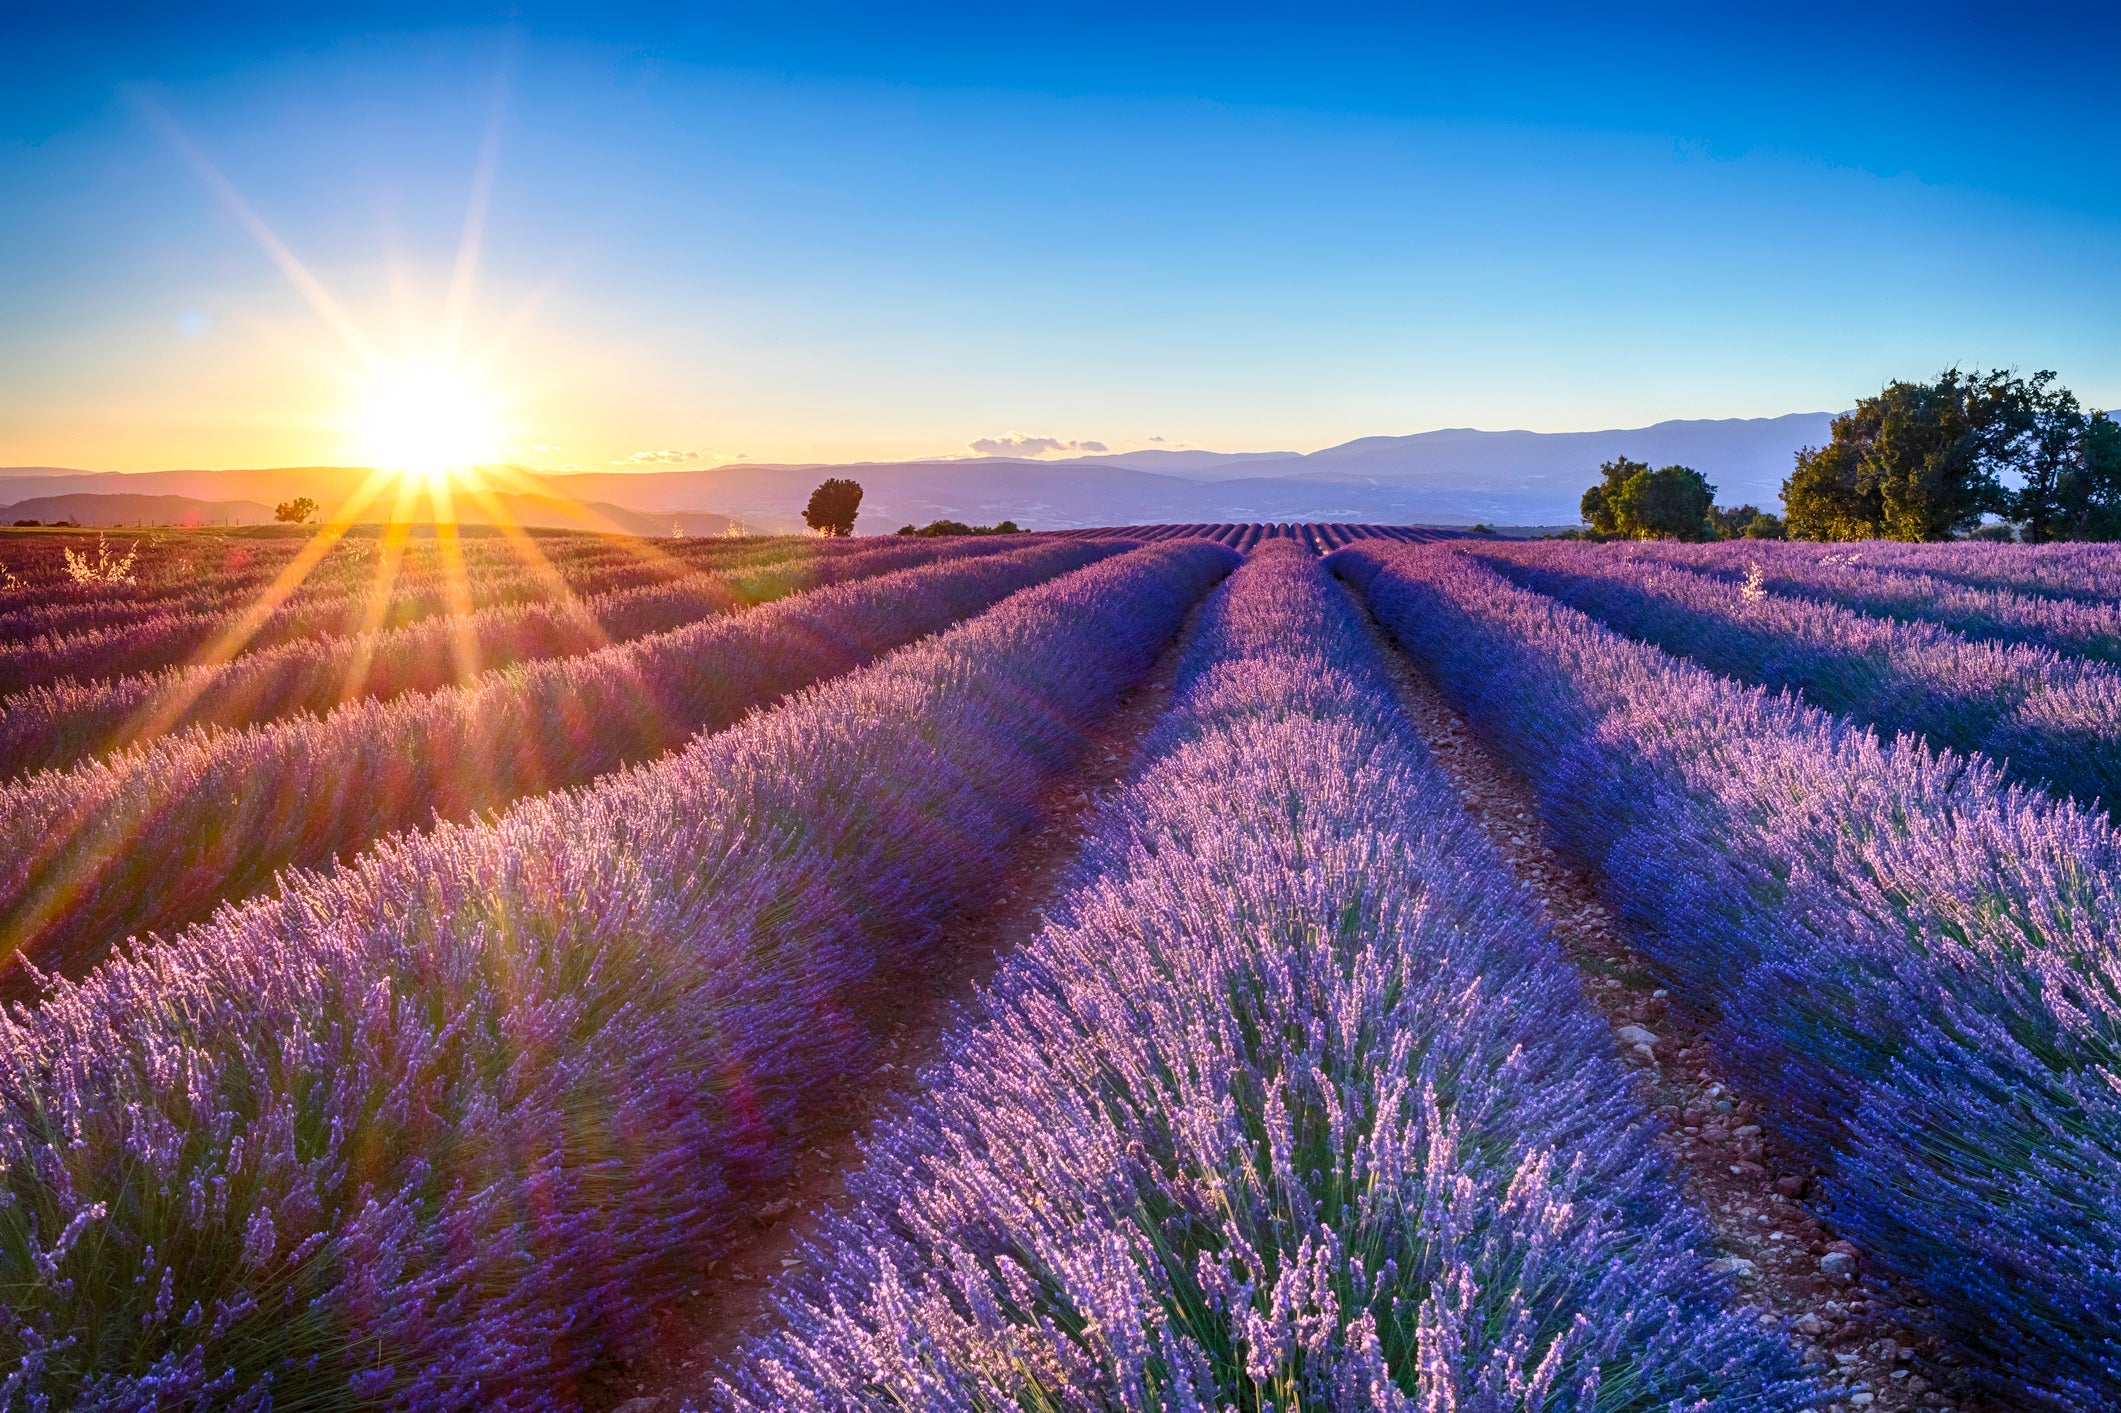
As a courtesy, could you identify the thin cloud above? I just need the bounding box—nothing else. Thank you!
[968,432,1110,457]
[611,449,705,466]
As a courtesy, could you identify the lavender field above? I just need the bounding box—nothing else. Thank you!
[3,521,2118,1412]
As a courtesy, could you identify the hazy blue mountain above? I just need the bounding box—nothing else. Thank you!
[0,493,275,526]
[1062,448,1302,477]
[0,413,1840,531]
[1055,414,1835,507]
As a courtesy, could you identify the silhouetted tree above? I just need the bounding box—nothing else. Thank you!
[894,518,1023,537]
[803,478,863,537]
[273,497,319,525]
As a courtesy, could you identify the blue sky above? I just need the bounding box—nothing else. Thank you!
[3,2,2117,471]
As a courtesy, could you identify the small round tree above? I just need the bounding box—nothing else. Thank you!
[1580,457,1717,540]
[273,497,319,525]
[803,478,863,536]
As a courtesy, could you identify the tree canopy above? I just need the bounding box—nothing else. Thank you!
[894,519,1022,537]
[273,497,319,525]
[1710,504,1786,540]
[1781,368,2121,541]
[1580,458,1717,540]
[803,478,863,537]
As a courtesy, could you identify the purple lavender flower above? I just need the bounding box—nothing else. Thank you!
[0,540,1234,1409]
[1335,540,2121,1410]
[724,542,1810,1412]
[0,537,1123,985]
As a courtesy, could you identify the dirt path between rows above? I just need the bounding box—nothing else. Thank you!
[1341,581,1994,1413]
[585,602,1205,1413]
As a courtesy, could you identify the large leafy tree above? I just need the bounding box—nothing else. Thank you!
[1783,369,2018,540]
[1992,372,2121,542]
[2053,412,2121,541]
[1579,456,1648,535]
[1783,438,1877,540]
[1710,503,1786,540]
[1580,457,1716,540]
[803,478,863,537]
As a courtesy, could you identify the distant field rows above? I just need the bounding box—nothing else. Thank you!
[1336,539,2121,1409]
[1043,520,1460,552]
[1473,542,2121,814]
[1737,538,2121,604]
[1612,540,2121,665]
[0,526,663,626]
[0,533,830,694]
[0,540,1230,1409]
[0,537,978,780]
[0,536,1113,984]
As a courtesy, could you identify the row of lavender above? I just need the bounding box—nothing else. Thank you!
[1045,522,1459,553]
[0,532,829,695]
[1680,538,2121,604]
[0,540,1235,1409]
[0,536,970,781]
[0,526,704,639]
[726,543,1810,1411]
[0,536,1104,986]
[1616,541,2121,666]
[1468,542,2121,816]
[1334,541,2121,1410]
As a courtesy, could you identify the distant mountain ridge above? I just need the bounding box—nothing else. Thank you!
[0,413,1838,531]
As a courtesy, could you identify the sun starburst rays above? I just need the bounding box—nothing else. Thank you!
[0,96,734,947]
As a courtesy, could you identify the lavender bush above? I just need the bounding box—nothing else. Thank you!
[1334,540,2121,1410]
[0,538,1124,985]
[724,543,1811,1412]
[1471,542,2121,815]
[0,540,1233,1410]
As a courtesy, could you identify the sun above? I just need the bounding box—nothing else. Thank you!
[348,359,503,481]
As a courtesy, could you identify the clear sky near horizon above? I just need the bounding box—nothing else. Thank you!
[3,2,2117,474]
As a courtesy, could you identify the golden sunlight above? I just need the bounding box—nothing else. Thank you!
[347,359,503,479]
